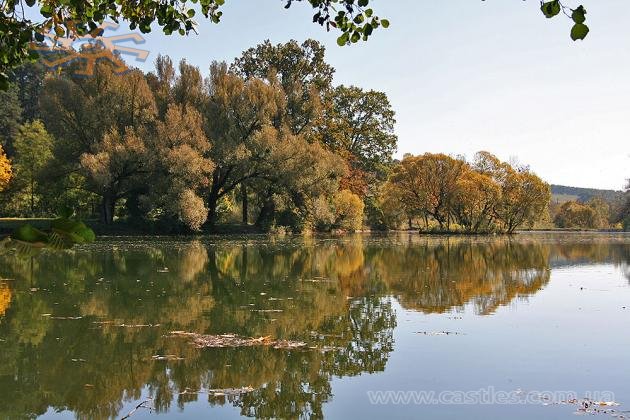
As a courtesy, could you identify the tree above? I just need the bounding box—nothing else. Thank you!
[231,39,334,137]
[143,104,214,231]
[41,62,157,223]
[9,61,46,122]
[382,151,550,233]
[231,39,337,223]
[381,154,467,230]
[554,200,596,228]
[258,135,346,231]
[494,169,550,233]
[0,145,12,192]
[318,85,397,185]
[203,61,285,227]
[452,170,501,233]
[474,151,550,233]
[0,0,387,89]
[333,189,364,231]
[11,120,54,216]
[586,196,611,229]
[41,59,156,166]
[80,128,149,224]
[0,85,22,153]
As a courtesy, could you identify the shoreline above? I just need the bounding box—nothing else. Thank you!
[1,218,627,237]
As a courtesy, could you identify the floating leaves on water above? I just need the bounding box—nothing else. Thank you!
[169,331,308,350]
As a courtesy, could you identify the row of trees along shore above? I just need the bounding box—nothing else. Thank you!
[1,38,611,235]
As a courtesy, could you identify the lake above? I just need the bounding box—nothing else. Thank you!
[0,232,629,419]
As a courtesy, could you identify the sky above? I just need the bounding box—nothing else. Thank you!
[102,0,629,190]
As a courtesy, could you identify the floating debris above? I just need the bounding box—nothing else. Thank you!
[415,331,465,336]
[250,309,284,313]
[49,316,83,320]
[179,386,255,397]
[157,267,169,273]
[93,321,161,328]
[301,278,335,283]
[169,331,308,350]
[120,398,153,420]
[522,391,625,418]
[151,354,184,361]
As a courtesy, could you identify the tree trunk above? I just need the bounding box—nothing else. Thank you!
[30,175,35,218]
[126,190,145,223]
[100,194,116,224]
[255,196,275,229]
[241,183,248,226]
[207,191,219,230]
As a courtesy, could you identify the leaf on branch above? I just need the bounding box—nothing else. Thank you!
[570,23,589,40]
[540,0,561,18]
[572,5,586,24]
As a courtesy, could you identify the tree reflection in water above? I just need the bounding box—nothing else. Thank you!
[0,233,628,418]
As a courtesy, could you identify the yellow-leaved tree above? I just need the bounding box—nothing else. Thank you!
[0,145,12,192]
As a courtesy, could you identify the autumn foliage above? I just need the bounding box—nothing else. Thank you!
[0,146,11,192]
[381,152,550,233]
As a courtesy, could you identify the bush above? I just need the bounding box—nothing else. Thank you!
[333,190,364,231]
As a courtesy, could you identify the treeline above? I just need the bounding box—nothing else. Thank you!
[550,184,630,230]
[379,152,551,233]
[3,39,621,233]
[0,40,397,232]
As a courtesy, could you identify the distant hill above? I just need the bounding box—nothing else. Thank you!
[550,185,624,204]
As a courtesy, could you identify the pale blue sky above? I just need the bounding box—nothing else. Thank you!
[112,0,629,190]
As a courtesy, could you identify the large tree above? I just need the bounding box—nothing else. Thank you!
[41,62,157,223]
[10,120,53,216]
[0,85,22,153]
[474,152,550,233]
[80,127,149,224]
[143,104,214,230]
[231,39,334,137]
[318,85,397,180]
[203,61,284,227]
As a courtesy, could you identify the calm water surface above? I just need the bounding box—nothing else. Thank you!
[0,233,629,419]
